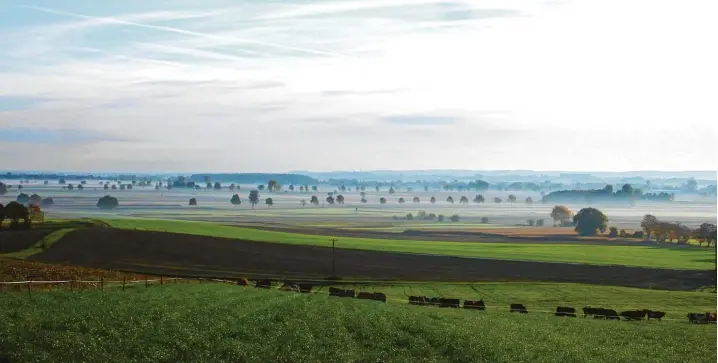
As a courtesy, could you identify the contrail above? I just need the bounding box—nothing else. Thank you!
[20,5,356,58]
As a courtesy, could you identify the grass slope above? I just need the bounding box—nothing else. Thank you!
[106,218,716,270]
[1,283,715,363]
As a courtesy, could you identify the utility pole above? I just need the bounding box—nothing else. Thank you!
[330,238,338,277]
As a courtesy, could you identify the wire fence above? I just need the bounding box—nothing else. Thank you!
[2,277,715,325]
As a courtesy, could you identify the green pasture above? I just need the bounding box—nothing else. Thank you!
[1,283,714,363]
[105,218,716,270]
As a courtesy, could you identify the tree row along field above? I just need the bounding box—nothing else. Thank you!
[103,218,716,270]
[1,283,715,363]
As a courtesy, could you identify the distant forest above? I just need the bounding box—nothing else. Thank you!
[543,184,674,203]
[189,174,318,185]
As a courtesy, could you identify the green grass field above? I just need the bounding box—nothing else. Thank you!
[1,283,715,363]
[105,218,716,270]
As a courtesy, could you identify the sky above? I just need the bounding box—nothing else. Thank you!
[0,0,716,173]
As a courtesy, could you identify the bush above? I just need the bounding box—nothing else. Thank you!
[449,214,460,222]
[481,217,489,224]
[527,219,535,226]
[536,219,544,227]
[438,214,445,222]
[406,213,413,220]
[619,229,627,238]
[608,227,618,238]
[427,213,437,220]
[632,231,644,239]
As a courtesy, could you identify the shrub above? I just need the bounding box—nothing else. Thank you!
[481,217,489,224]
[608,227,618,238]
[632,231,644,239]
[449,214,460,222]
[97,195,119,209]
[406,213,413,220]
[438,214,445,222]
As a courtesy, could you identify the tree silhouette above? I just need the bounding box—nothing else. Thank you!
[41,197,54,207]
[449,214,460,222]
[229,184,236,191]
[3,201,30,229]
[473,195,485,204]
[573,207,608,236]
[265,197,273,207]
[258,185,265,191]
[189,198,197,206]
[398,197,405,204]
[68,184,75,191]
[494,197,502,204]
[424,185,429,192]
[326,196,335,204]
[508,195,517,204]
[389,187,395,194]
[267,180,277,192]
[446,196,454,204]
[16,193,30,204]
[310,195,319,205]
[525,197,533,204]
[248,190,260,208]
[379,197,387,204]
[214,182,222,190]
[300,199,307,206]
[375,186,380,192]
[312,186,317,191]
[430,196,436,204]
[77,184,84,190]
[231,194,242,206]
[360,191,366,197]
[0,182,7,195]
[336,195,345,204]
[30,194,42,205]
[459,196,468,204]
[289,185,295,191]
[361,198,367,203]
[59,179,66,185]
[97,195,119,209]
[640,214,658,239]
[413,196,420,203]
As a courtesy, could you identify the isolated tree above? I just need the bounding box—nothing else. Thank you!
[258,185,266,191]
[189,198,197,206]
[326,196,335,204]
[17,185,23,190]
[336,195,345,204]
[640,214,659,239]
[265,197,273,207]
[248,190,259,208]
[684,178,698,192]
[103,184,109,190]
[118,184,125,191]
[396,197,405,204]
[59,179,66,185]
[310,195,319,205]
[494,197,502,204]
[300,199,307,206]
[126,184,132,190]
[96,195,119,209]
[473,194,485,204]
[289,184,295,192]
[406,213,413,220]
[379,197,387,204]
[299,186,305,192]
[527,219,536,226]
[508,195,517,204]
[481,217,489,224]
[230,194,242,206]
[68,184,75,191]
[229,183,236,191]
[41,197,54,207]
[267,180,278,192]
[375,186,380,192]
[360,191,366,197]
[413,196,420,203]
[29,193,42,205]
[424,185,429,192]
[16,193,30,205]
[361,198,367,203]
[312,186,317,191]
[389,187,395,194]
[525,197,533,204]
[3,201,30,229]
[77,184,84,190]
[573,207,608,236]
[536,219,544,227]
[696,223,717,247]
[0,182,7,195]
[111,184,117,190]
[449,214,460,222]
[213,182,221,190]
[438,214,445,222]
[459,196,469,204]
[550,205,573,226]
[446,196,454,204]
[205,182,212,189]
[43,180,49,185]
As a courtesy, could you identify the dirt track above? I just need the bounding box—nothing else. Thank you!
[30,228,715,291]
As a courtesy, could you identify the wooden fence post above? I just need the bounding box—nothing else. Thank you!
[70,279,73,292]
[160,276,163,286]
[122,276,126,291]
[28,281,32,298]
[145,276,148,288]
[100,277,104,291]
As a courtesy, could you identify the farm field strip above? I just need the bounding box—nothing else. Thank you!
[105,218,716,270]
[1,283,715,363]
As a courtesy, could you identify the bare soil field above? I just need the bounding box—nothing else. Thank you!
[30,228,715,290]
[0,229,53,254]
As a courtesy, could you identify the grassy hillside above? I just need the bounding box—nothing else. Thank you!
[1,283,715,363]
[106,218,716,270]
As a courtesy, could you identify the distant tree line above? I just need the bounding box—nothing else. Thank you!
[640,215,716,246]
[542,184,658,203]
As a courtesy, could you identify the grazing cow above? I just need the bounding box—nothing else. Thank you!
[463,300,486,310]
[280,281,298,291]
[357,292,374,300]
[428,297,442,306]
[687,312,716,324]
[255,279,272,289]
[236,278,250,286]
[438,298,460,308]
[372,292,387,303]
[646,310,666,321]
[583,307,619,320]
[297,284,313,293]
[329,287,355,298]
[510,303,528,314]
[555,306,576,317]
[408,296,428,305]
[620,310,647,321]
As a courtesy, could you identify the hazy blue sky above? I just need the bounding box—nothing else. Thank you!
[0,0,715,172]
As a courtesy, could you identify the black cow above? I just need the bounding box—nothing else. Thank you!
[408,296,428,305]
[687,312,716,324]
[510,303,528,314]
[372,292,387,303]
[255,279,272,289]
[439,298,460,308]
[555,306,576,317]
[583,307,619,320]
[646,310,666,321]
[357,292,374,300]
[236,278,250,286]
[428,297,442,306]
[329,287,355,298]
[620,310,647,321]
[463,300,486,310]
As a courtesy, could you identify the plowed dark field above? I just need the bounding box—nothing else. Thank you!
[0,229,53,254]
[31,228,714,291]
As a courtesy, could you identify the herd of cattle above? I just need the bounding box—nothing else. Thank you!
[239,279,717,324]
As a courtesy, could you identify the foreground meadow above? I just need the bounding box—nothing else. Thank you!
[106,218,715,270]
[1,283,715,363]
